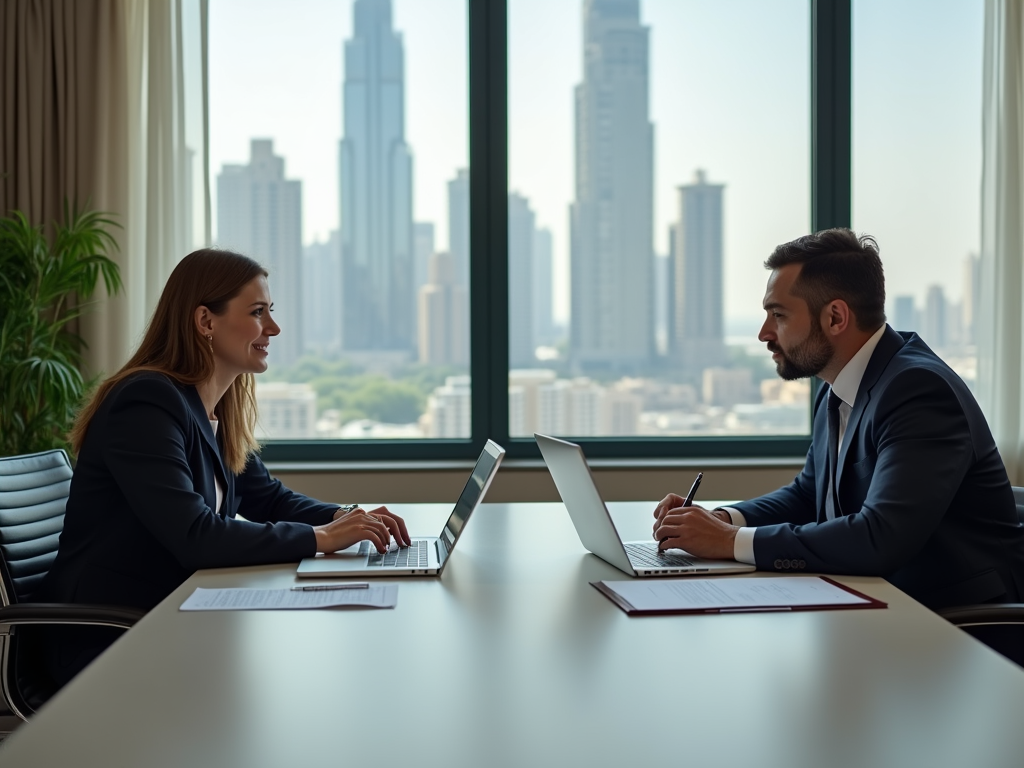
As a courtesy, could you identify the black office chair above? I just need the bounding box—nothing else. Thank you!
[0,449,144,722]
[938,487,1024,666]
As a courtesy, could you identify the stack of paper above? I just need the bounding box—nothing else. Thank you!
[180,585,398,611]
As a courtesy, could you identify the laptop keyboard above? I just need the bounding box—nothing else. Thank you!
[625,543,697,569]
[365,540,430,569]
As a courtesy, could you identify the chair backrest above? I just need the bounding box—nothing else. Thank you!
[0,450,71,607]
[1014,486,1024,525]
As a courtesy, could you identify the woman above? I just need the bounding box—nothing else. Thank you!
[41,249,410,685]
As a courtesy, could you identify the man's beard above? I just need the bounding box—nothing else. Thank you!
[769,323,833,380]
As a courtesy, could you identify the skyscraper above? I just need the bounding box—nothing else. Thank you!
[302,231,341,355]
[570,0,654,373]
[924,285,948,349]
[338,0,414,353]
[508,192,535,367]
[533,227,555,348]
[448,168,470,287]
[963,253,980,346]
[418,252,468,366]
[217,139,303,365]
[893,295,916,332]
[414,222,435,306]
[670,170,727,374]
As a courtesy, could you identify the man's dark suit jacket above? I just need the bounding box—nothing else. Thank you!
[733,325,1024,610]
[40,372,339,682]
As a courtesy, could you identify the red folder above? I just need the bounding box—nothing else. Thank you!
[591,576,888,616]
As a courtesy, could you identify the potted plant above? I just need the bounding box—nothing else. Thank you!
[0,204,123,457]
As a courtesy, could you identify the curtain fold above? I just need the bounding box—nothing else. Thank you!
[979,0,1024,483]
[0,0,209,379]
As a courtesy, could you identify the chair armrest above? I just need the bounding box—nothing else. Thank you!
[0,602,145,632]
[939,603,1024,628]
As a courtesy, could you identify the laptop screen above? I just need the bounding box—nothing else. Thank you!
[437,440,505,561]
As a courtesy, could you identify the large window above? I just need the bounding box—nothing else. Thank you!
[209,0,470,442]
[852,0,983,389]
[202,0,891,461]
[508,0,811,439]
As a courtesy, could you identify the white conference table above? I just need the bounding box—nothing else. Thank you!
[4,501,1024,768]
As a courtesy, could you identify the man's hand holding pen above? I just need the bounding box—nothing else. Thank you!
[652,474,739,560]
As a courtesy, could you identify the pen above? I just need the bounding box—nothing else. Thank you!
[291,583,370,591]
[683,471,703,507]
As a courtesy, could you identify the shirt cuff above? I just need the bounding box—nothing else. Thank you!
[719,507,747,526]
[733,527,757,565]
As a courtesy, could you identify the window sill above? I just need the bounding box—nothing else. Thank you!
[265,456,807,473]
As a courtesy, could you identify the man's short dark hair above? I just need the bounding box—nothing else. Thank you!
[764,228,886,331]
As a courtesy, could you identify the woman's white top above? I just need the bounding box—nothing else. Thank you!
[210,420,224,514]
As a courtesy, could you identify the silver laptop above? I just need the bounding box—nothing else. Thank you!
[535,434,755,577]
[297,440,505,577]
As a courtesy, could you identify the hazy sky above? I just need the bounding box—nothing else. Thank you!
[209,0,983,332]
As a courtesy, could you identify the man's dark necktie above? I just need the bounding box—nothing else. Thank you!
[826,390,842,521]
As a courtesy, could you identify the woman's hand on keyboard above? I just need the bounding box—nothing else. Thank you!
[314,506,411,554]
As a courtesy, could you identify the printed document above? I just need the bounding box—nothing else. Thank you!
[180,585,398,611]
[596,577,874,613]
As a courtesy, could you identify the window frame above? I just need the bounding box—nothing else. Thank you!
[259,0,850,464]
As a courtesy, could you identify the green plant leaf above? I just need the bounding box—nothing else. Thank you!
[0,203,122,457]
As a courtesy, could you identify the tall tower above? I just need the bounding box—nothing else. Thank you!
[924,285,948,349]
[533,227,555,348]
[448,168,470,286]
[508,192,536,368]
[570,0,654,373]
[418,252,468,366]
[217,139,303,365]
[339,0,415,353]
[670,170,727,375]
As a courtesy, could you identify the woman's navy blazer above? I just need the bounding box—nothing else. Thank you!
[42,372,338,614]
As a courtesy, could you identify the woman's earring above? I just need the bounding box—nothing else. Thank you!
[206,335,213,347]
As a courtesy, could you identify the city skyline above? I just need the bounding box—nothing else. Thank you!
[211,0,981,329]
[207,0,983,440]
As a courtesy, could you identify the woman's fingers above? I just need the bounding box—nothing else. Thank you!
[376,507,411,548]
[358,520,390,553]
[370,506,411,546]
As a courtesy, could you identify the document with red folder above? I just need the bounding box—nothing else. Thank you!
[592,576,887,615]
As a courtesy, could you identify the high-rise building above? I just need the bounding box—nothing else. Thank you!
[418,252,468,366]
[533,227,555,348]
[425,375,471,438]
[254,382,317,439]
[654,251,669,356]
[414,222,436,304]
[508,193,535,367]
[338,0,414,354]
[570,0,654,373]
[217,139,303,365]
[448,168,470,286]
[963,253,980,346]
[923,285,947,349]
[893,295,916,333]
[302,231,341,354]
[670,170,727,375]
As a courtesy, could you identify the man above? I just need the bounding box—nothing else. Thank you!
[654,228,1024,611]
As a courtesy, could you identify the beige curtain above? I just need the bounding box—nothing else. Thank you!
[0,0,209,379]
[979,0,1024,484]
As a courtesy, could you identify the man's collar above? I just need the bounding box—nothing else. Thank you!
[829,324,887,407]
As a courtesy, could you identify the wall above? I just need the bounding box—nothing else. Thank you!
[268,460,805,505]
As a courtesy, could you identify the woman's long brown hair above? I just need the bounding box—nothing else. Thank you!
[71,249,269,474]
